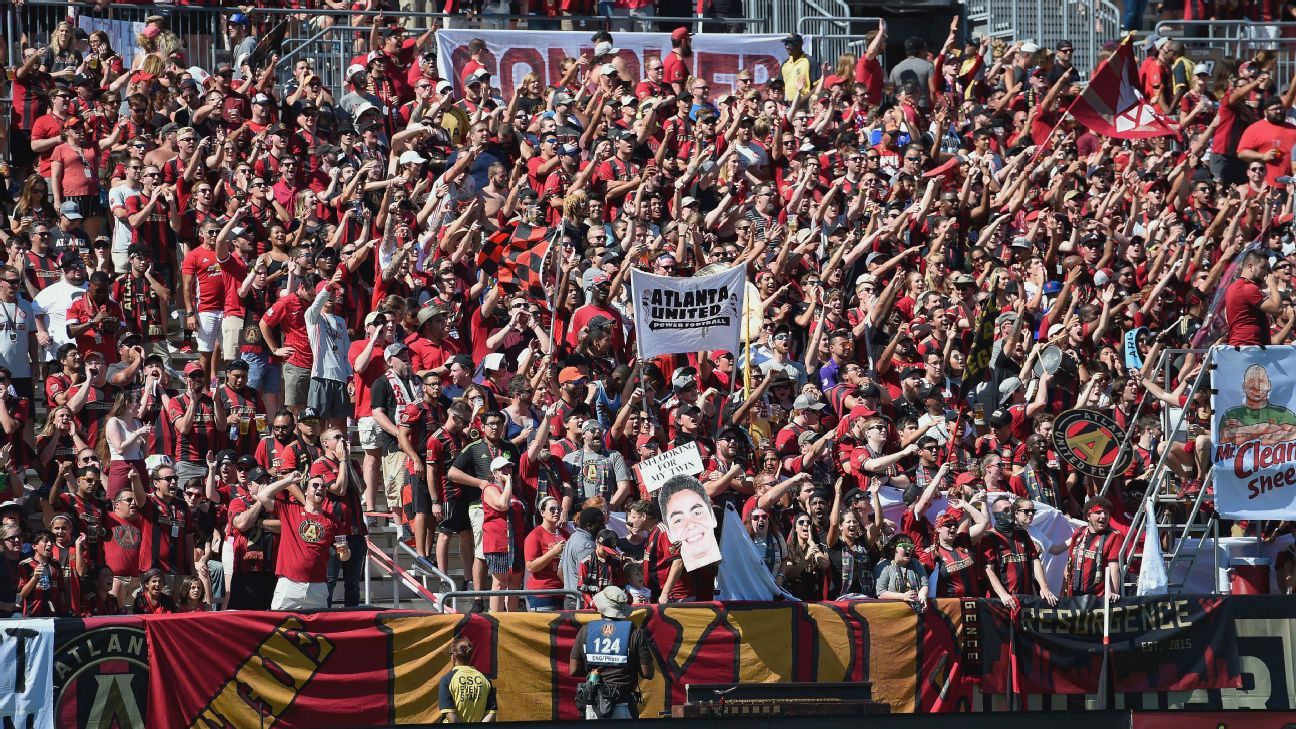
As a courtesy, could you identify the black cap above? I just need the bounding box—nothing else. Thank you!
[989,408,1012,428]
[782,33,804,46]
[299,407,321,421]
[597,529,620,548]
[236,455,258,470]
[247,466,271,482]
[843,488,868,505]
[215,449,238,465]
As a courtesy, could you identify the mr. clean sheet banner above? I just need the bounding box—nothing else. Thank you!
[631,266,745,358]
[1,619,55,729]
[1211,345,1296,519]
[436,29,792,99]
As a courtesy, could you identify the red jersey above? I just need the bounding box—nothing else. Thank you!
[256,436,297,474]
[166,392,220,463]
[101,510,143,578]
[347,340,386,418]
[227,495,277,574]
[262,293,313,370]
[17,559,64,616]
[139,494,193,575]
[68,382,118,447]
[644,523,689,601]
[524,525,569,590]
[274,501,341,584]
[64,296,123,361]
[218,385,263,456]
[1062,527,1121,597]
[982,527,1040,596]
[181,246,226,313]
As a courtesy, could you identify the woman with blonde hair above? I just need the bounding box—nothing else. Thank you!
[39,22,82,81]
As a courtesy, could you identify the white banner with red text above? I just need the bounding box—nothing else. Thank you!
[435,29,795,100]
[1211,345,1296,519]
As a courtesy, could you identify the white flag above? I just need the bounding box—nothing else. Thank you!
[631,266,746,358]
[1137,499,1169,596]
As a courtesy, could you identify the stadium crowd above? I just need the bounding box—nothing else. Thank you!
[1,5,1295,619]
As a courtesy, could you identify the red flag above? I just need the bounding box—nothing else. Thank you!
[1067,36,1178,139]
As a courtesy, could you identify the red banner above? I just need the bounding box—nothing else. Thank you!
[143,601,967,725]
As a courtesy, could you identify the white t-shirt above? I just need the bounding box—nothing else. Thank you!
[0,298,36,378]
[32,279,87,362]
[108,184,141,257]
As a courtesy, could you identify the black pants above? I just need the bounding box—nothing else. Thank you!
[228,572,276,610]
[327,534,366,607]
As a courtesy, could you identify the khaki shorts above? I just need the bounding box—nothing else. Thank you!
[469,503,485,559]
[271,577,329,611]
[381,450,407,509]
[222,315,245,362]
[357,416,380,451]
[283,363,311,407]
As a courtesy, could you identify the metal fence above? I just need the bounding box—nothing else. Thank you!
[1155,19,1296,90]
[966,0,1122,80]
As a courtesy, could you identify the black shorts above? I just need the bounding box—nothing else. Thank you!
[10,127,33,168]
[68,194,105,219]
[436,494,473,535]
[228,571,276,611]
[402,473,434,521]
[11,377,34,401]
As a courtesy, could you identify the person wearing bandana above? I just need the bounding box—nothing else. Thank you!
[983,495,1058,609]
[928,498,990,599]
[1055,496,1122,599]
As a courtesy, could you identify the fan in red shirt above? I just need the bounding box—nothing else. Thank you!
[260,278,316,406]
[65,352,118,448]
[1059,497,1123,598]
[983,495,1058,608]
[524,494,571,612]
[101,485,145,607]
[258,469,351,611]
[1224,249,1281,346]
[64,271,124,361]
[167,361,227,476]
[137,463,196,589]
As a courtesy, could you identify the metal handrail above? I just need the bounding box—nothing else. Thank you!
[366,538,444,607]
[1115,346,1217,592]
[394,540,458,596]
[436,588,581,612]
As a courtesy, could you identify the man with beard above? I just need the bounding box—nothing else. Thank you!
[564,419,634,510]
[448,411,521,601]
[217,359,264,457]
[256,410,300,475]
[45,344,83,408]
[139,463,196,593]
[427,401,473,577]
[566,272,626,355]
[662,28,692,95]
[224,466,280,610]
[101,479,145,606]
[66,351,118,448]
[984,495,1058,608]
[113,245,171,355]
[258,470,352,611]
[774,394,825,458]
[64,271,124,363]
[169,361,226,482]
[406,305,462,375]
[1056,496,1123,598]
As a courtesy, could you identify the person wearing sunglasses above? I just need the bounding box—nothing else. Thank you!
[983,495,1058,610]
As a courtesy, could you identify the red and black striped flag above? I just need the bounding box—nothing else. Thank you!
[477,221,554,304]
[476,221,549,275]
[497,234,554,304]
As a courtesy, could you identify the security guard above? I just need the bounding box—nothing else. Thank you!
[438,638,498,723]
[569,585,655,719]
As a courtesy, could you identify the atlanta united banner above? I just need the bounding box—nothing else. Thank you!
[436,29,794,99]
[1211,345,1296,519]
[631,267,745,358]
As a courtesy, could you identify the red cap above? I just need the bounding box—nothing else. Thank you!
[558,366,586,385]
[183,361,204,376]
[63,117,83,130]
[954,471,979,487]
[923,156,961,179]
[636,434,660,450]
[824,74,844,87]
[936,513,960,528]
[592,272,612,286]
[671,27,691,41]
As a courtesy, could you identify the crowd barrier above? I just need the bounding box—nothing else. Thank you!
[0,595,1290,727]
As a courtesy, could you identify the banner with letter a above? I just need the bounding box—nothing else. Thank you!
[631,267,745,358]
[1211,345,1296,519]
[1,618,55,729]
[436,29,791,100]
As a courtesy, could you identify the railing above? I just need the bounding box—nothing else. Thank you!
[1115,346,1218,594]
[365,538,449,609]
[1154,20,1296,90]
[436,588,582,612]
[749,0,849,48]
[966,0,1122,81]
